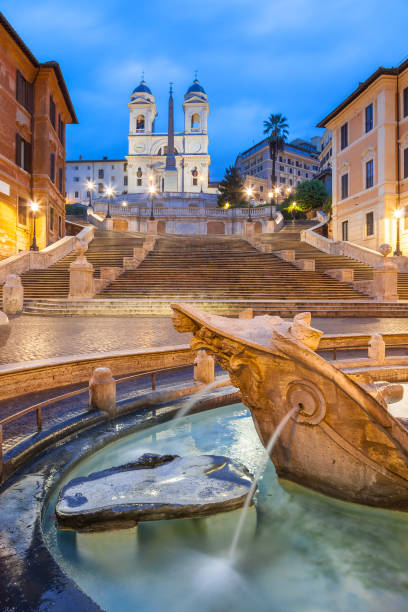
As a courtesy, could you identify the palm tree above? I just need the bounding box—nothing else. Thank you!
[263,114,289,199]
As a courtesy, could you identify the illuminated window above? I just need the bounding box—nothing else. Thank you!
[342,220,348,241]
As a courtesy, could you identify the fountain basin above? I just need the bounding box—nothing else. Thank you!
[56,452,254,531]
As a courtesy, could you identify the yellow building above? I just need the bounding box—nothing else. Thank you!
[318,59,408,254]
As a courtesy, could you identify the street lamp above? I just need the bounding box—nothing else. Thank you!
[149,184,156,220]
[199,175,204,193]
[105,186,114,218]
[224,201,230,209]
[291,200,297,223]
[86,180,95,209]
[394,208,403,256]
[122,200,127,212]
[245,187,253,222]
[29,201,39,251]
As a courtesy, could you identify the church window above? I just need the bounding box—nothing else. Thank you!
[137,168,143,177]
[137,179,142,186]
[193,178,198,186]
[124,176,128,186]
[191,113,200,131]
[136,115,145,131]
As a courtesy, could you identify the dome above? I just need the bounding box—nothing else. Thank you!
[185,79,207,99]
[132,80,152,95]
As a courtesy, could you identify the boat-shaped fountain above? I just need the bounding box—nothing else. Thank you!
[171,303,408,510]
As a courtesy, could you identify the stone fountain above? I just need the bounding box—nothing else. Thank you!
[171,303,408,510]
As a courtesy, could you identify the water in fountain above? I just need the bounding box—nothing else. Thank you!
[229,405,299,560]
[172,379,221,423]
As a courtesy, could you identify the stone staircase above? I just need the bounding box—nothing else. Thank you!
[13,223,408,317]
[2,230,143,300]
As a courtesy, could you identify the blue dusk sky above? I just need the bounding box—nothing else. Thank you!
[2,0,408,180]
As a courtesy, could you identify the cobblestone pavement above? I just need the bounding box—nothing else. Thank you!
[0,315,408,366]
[0,315,192,365]
[312,317,408,334]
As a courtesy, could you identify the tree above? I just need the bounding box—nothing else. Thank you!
[294,179,329,212]
[263,114,289,197]
[217,166,246,207]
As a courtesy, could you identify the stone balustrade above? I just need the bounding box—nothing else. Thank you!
[0,225,94,285]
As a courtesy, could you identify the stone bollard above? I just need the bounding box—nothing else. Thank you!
[2,274,24,314]
[194,350,215,385]
[368,333,385,365]
[243,220,255,238]
[278,249,296,262]
[69,239,95,299]
[239,308,253,319]
[372,244,399,301]
[89,367,116,417]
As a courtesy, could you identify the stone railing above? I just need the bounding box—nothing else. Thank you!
[93,203,274,219]
[0,225,94,284]
[87,211,106,229]
[301,213,384,268]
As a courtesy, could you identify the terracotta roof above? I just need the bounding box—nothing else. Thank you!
[317,59,408,128]
[0,12,78,124]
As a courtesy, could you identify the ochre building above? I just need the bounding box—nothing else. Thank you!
[0,13,77,258]
[318,59,408,253]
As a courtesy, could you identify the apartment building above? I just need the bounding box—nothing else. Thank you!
[318,59,408,252]
[235,138,320,193]
[0,13,77,256]
[66,158,128,205]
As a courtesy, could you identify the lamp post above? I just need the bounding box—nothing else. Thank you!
[245,187,253,222]
[29,201,39,251]
[86,180,95,210]
[149,184,156,220]
[291,201,297,224]
[224,201,230,210]
[199,175,204,193]
[105,186,114,218]
[394,208,403,256]
[122,200,127,212]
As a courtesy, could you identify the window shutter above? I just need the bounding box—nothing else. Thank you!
[15,133,21,166]
[24,140,32,173]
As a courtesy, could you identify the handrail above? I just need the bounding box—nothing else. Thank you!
[320,342,408,360]
[0,363,193,476]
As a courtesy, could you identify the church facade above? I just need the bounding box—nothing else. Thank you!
[126,78,216,195]
[66,77,218,206]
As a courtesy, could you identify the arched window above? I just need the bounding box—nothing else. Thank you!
[158,146,178,155]
[191,113,200,131]
[136,115,145,131]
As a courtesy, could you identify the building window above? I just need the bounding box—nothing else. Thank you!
[340,123,348,150]
[191,113,200,131]
[124,163,128,172]
[98,169,104,179]
[111,176,115,182]
[404,87,408,118]
[18,197,28,225]
[366,212,374,237]
[50,207,54,231]
[59,168,64,193]
[342,220,348,241]
[260,185,263,192]
[86,191,90,198]
[137,179,142,186]
[49,95,56,129]
[98,183,104,193]
[15,133,32,172]
[193,178,198,186]
[136,115,145,131]
[341,173,349,199]
[74,191,79,198]
[58,215,62,237]
[280,177,286,183]
[365,104,373,132]
[74,177,79,182]
[279,165,284,171]
[16,70,33,113]
[124,176,128,186]
[50,153,55,182]
[366,159,374,189]
[404,148,408,178]
[58,116,65,145]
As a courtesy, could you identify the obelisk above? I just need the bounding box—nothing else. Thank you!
[164,83,178,192]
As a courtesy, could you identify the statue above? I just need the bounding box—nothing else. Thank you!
[171,303,408,511]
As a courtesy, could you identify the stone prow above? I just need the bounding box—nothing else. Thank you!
[171,303,408,510]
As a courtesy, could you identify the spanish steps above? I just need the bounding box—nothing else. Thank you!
[8,222,408,316]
